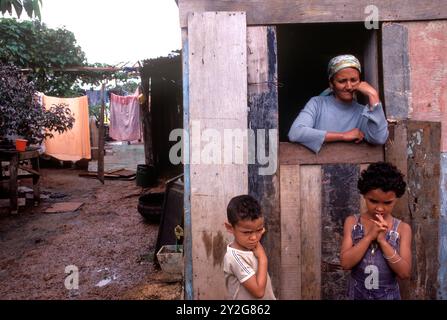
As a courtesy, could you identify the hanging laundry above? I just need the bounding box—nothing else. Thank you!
[43,95,91,161]
[109,93,141,142]
[86,89,109,106]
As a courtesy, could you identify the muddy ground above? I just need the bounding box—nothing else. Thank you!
[0,167,182,300]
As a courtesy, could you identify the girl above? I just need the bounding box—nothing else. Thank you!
[340,162,412,300]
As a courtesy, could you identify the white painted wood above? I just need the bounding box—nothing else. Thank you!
[188,11,248,300]
[247,27,269,95]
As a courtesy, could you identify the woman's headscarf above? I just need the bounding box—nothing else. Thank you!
[320,54,361,96]
[327,54,361,80]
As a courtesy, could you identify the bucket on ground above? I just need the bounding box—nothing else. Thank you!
[136,164,157,187]
[137,192,164,223]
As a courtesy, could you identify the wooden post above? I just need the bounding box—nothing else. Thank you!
[141,78,154,166]
[31,156,40,206]
[9,152,18,214]
[98,83,105,184]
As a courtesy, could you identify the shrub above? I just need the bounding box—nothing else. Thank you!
[0,63,75,144]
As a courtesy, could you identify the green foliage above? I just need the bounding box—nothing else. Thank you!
[0,63,75,144]
[0,0,42,20]
[0,18,87,96]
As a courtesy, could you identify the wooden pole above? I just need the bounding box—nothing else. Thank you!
[141,77,154,166]
[98,83,105,184]
[9,152,19,214]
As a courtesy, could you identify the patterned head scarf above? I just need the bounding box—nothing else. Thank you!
[327,54,361,80]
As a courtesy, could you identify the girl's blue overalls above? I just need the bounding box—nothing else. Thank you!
[347,214,401,300]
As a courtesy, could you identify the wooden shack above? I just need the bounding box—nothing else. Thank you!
[177,0,447,300]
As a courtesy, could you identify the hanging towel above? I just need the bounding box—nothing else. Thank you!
[43,95,91,161]
[109,93,141,141]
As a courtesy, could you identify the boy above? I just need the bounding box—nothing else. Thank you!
[223,195,276,300]
[340,162,412,299]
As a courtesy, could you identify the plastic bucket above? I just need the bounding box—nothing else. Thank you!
[15,139,27,152]
[136,164,157,187]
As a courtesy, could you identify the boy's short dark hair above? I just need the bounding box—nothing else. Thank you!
[227,195,262,225]
[358,162,406,198]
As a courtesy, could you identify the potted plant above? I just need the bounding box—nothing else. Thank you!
[156,225,184,276]
[0,63,74,148]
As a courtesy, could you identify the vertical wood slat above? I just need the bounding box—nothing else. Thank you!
[279,165,301,300]
[439,154,447,299]
[181,27,194,301]
[384,122,409,222]
[97,83,105,184]
[382,23,411,120]
[321,164,360,299]
[406,121,441,299]
[359,163,369,215]
[9,153,18,214]
[31,157,40,205]
[363,30,379,97]
[188,12,248,300]
[300,165,321,299]
[247,26,281,297]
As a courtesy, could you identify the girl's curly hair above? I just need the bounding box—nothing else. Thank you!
[358,162,406,198]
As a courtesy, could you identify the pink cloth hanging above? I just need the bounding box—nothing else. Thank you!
[109,93,141,141]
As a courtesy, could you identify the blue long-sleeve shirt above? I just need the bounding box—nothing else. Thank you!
[288,95,388,153]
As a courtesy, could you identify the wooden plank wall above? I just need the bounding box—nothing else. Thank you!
[247,26,281,298]
[178,0,447,28]
[188,12,248,300]
[384,19,447,298]
[386,121,442,299]
[279,143,384,299]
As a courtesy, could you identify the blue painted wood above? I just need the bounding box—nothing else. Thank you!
[182,36,193,300]
[439,153,447,299]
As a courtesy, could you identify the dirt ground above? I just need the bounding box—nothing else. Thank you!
[0,167,183,300]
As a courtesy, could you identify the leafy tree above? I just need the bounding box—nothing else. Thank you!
[0,18,137,97]
[0,18,87,96]
[0,0,42,20]
[0,63,74,144]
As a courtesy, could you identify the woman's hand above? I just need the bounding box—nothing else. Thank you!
[342,128,364,143]
[354,81,380,106]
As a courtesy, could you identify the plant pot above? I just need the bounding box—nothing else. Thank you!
[156,245,184,275]
[15,139,28,152]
